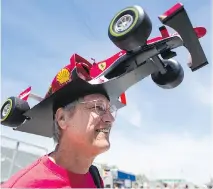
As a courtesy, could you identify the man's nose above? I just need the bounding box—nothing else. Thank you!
[102,111,115,123]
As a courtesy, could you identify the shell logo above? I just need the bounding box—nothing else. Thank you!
[56,68,71,85]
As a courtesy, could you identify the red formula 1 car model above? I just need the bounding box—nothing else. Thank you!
[1,3,208,137]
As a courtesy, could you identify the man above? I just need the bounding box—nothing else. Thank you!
[1,60,117,188]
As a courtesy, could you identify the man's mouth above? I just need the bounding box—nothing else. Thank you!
[96,128,110,133]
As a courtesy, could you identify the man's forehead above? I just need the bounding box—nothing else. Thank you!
[83,94,109,103]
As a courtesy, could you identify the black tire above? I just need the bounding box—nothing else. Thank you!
[1,97,30,127]
[151,59,184,89]
[108,5,152,51]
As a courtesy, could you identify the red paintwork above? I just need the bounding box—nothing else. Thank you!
[160,27,170,38]
[90,50,126,78]
[194,27,207,38]
[120,93,127,105]
[19,86,31,101]
[161,3,183,18]
[44,54,93,98]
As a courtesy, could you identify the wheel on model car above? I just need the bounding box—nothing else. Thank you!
[108,5,152,51]
[1,97,30,127]
[151,59,184,89]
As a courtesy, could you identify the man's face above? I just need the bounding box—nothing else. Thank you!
[56,94,116,155]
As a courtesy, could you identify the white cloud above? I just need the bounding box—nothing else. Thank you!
[96,131,212,185]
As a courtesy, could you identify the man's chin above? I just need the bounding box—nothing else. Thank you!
[93,141,111,154]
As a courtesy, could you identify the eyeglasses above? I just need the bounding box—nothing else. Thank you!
[80,99,117,119]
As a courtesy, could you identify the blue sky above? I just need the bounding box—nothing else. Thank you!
[1,0,212,185]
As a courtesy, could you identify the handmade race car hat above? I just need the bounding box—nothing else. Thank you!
[15,54,125,137]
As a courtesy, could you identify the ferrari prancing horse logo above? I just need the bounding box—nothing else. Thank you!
[98,62,106,71]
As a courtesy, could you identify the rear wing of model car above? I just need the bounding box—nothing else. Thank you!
[158,3,208,71]
[18,87,43,102]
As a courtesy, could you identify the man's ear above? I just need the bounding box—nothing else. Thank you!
[55,108,67,130]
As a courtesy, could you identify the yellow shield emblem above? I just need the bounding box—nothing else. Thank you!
[98,62,106,71]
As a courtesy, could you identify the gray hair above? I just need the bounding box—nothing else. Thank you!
[52,98,83,145]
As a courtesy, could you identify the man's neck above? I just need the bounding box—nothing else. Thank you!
[49,143,95,174]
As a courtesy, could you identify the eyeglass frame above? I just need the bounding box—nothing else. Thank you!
[78,99,117,119]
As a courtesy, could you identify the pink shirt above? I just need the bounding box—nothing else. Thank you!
[1,155,104,188]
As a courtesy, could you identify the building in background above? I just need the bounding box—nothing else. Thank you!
[111,169,136,188]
